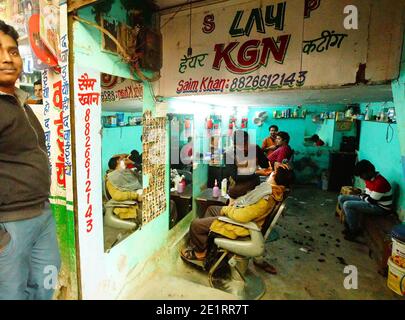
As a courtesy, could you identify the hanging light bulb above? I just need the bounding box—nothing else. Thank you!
[187,0,193,56]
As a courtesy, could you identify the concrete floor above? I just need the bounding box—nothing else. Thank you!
[118,185,403,300]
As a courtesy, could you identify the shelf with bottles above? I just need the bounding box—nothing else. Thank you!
[102,124,142,128]
[271,109,307,119]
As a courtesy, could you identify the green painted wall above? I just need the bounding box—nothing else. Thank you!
[390,30,405,221]
[51,203,78,299]
[356,117,404,219]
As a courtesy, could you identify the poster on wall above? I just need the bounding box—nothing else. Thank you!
[142,111,166,225]
[159,0,403,97]
[73,66,104,299]
[39,0,61,62]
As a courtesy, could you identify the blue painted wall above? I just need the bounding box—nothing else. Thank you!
[247,105,353,184]
[101,111,142,175]
[357,117,404,218]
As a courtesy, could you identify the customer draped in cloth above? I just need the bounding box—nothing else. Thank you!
[338,160,393,242]
[106,154,143,220]
[223,130,270,199]
[180,165,293,262]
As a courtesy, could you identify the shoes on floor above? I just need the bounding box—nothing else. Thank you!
[343,230,363,242]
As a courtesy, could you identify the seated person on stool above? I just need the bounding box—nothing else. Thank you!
[267,131,293,171]
[106,154,143,220]
[180,165,293,262]
[225,130,270,199]
[338,159,393,242]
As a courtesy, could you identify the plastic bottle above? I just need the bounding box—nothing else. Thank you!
[212,179,220,197]
[365,106,370,121]
[221,178,227,196]
[177,176,185,193]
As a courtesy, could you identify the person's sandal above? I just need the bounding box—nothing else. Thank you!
[180,247,206,262]
[253,260,277,274]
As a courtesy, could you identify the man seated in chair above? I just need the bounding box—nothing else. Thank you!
[106,154,143,220]
[180,165,293,262]
[339,159,393,242]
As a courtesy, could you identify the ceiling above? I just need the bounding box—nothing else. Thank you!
[172,84,393,107]
[155,0,204,11]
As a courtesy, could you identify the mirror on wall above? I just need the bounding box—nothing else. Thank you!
[168,114,194,229]
[100,74,144,252]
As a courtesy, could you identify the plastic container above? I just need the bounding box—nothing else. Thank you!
[387,257,405,296]
[221,178,227,196]
[177,176,186,194]
[116,112,125,126]
[391,224,405,268]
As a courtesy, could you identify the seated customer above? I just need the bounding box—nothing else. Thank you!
[180,165,293,261]
[267,131,293,170]
[224,130,269,199]
[338,160,393,242]
[310,134,325,146]
[106,155,143,220]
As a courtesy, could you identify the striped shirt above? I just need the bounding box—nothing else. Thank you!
[361,174,392,211]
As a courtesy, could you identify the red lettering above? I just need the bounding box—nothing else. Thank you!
[260,35,291,65]
[212,42,239,71]
[237,39,261,68]
[213,36,291,74]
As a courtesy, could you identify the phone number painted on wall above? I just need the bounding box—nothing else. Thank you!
[230,71,308,92]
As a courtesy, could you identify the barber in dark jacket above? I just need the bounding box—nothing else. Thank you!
[0,21,60,300]
[224,130,269,199]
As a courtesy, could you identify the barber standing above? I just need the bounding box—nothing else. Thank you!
[0,21,60,300]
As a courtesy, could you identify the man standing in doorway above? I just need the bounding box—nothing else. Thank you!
[262,125,278,157]
[0,21,60,300]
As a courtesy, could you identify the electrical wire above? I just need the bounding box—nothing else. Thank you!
[160,3,188,29]
[72,15,160,83]
[386,122,394,143]
[188,0,192,56]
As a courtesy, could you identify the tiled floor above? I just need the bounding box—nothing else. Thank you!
[119,186,404,300]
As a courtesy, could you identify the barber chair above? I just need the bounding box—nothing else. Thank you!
[184,192,289,300]
[103,174,138,231]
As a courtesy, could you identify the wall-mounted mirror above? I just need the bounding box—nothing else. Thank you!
[100,73,144,252]
[168,113,194,229]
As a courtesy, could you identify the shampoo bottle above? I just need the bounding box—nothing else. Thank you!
[212,179,220,198]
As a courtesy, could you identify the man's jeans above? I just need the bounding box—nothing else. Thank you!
[338,195,388,232]
[0,202,60,300]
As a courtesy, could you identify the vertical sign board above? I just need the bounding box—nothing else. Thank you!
[73,67,104,299]
[40,1,78,298]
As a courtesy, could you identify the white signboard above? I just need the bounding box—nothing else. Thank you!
[160,0,402,97]
[74,66,104,299]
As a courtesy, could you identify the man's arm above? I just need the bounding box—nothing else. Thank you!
[106,180,139,201]
[223,198,271,223]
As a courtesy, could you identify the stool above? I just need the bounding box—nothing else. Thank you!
[335,186,362,224]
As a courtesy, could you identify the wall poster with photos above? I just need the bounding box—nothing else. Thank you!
[141,111,167,225]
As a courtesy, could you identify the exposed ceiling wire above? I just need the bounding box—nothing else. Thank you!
[72,15,160,83]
